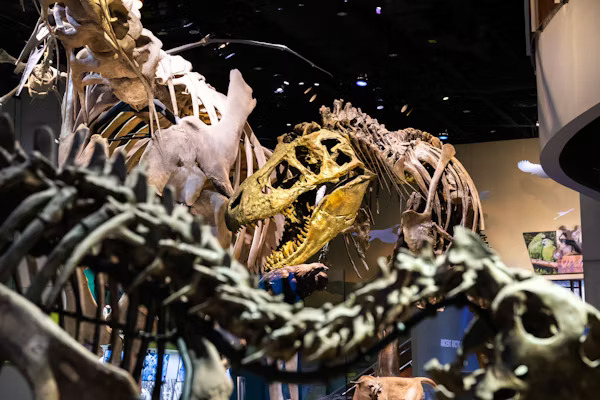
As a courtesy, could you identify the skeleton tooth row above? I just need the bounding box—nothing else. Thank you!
[264,225,309,266]
[281,205,300,223]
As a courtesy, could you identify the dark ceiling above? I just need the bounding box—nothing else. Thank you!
[1,0,538,148]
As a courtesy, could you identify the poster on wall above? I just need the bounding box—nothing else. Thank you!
[523,225,582,274]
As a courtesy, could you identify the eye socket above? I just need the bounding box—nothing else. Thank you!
[272,160,301,189]
[493,389,519,400]
[320,138,341,154]
[177,160,184,167]
[295,146,321,174]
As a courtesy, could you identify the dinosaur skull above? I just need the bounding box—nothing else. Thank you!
[226,128,374,270]
[476,280,600,399]
[428,274,600,400]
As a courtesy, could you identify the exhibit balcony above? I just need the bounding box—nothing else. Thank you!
[532,0,600,198]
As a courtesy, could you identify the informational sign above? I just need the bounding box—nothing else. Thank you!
[411,306,479,377]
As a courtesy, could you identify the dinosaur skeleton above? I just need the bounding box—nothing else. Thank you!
[0,116,595,399]
[15,0,484,281]
[14,0,280,265]
[226,100,484,274]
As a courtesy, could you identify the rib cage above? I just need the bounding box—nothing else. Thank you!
[320,100,485,253]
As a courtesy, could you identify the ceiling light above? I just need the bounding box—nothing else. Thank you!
[376,6,382,14]
[314,82,320,86]
[463,109,471,113]
[309,94,317,102]
[401,104,408,113]
[356,79,368,87]
[490,130,496,133]
[377,105,384,110]
[224,53,235,59]
[337,11,348,17]
[389,53,399,58]
[304,87,312,94]
[438,135,448,140]
[442,96,449,101]
[536,121,540,127]
[286,123,292,127]
[283,81,290,85]
[274,87,284,94]
[253,66,263,71]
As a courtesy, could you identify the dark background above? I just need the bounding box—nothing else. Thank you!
[1,0,538,148]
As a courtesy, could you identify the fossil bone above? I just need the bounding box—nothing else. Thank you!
[0,117,598,400]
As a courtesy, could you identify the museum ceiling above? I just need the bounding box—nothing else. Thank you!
[0,0,538,147]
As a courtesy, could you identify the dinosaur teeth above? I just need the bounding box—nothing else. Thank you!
[315,184,327,207]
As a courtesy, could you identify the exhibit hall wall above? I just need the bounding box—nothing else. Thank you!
[454,138,581,272]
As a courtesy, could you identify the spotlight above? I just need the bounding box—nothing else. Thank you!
[401,104,408,113]
[376,6,382,14]
[377,105,384,110]
[314,82,320,86]
[442,96,449,101]
[536,121,540,127]
[299,82,305,86]
[224,53,235,60]
[356,79,368,87]
[438,135,448,140]
[283,81,290,85]
[274,87,284,94]
[286,123,292,127]
[463,109,471,114]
